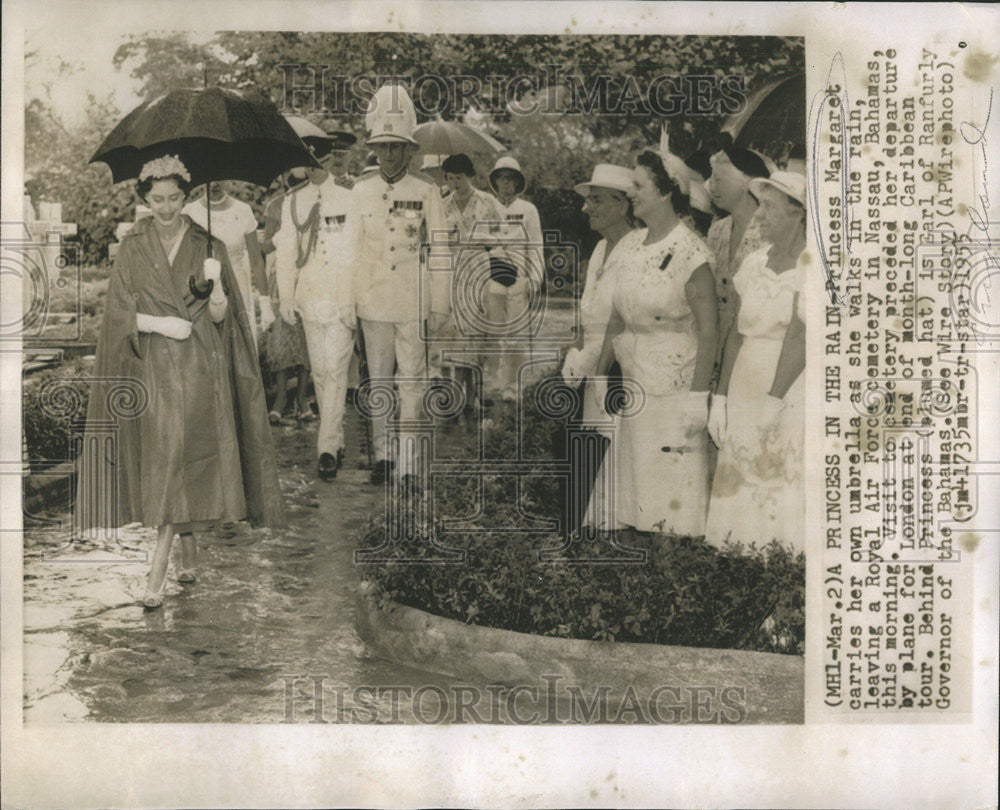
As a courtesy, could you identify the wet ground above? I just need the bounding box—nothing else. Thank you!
[23,309,574,724]
[24,411,446,723]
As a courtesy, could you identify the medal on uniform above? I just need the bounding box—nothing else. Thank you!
[393,200,423,219]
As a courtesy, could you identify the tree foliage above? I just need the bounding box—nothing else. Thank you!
[26,32,803,265]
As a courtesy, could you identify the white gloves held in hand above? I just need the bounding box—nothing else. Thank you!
[203,258,222,283]
[707,394,727,447]
[258,296,276,331]
[680,390,709,437]
[758,393,787,432]
[561,348,584,386]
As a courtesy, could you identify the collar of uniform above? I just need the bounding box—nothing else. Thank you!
[380,166,408,186]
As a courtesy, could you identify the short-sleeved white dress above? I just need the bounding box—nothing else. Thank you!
[705,246,805,551]
[585,222,713,535]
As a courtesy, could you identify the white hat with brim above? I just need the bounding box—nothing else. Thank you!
[489,155,526,196]
[367,132,419,146]
[574,164,633,197]
[749,171,806,207]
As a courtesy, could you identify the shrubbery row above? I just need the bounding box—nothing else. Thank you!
[359,377,805,654]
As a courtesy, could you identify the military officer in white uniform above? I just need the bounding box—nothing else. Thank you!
[273,130,359,481]
[353,84,449,487]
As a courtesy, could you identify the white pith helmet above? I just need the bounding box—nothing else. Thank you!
[365,83,419,146]
[488,155,527,196]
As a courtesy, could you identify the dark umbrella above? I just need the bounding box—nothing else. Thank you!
[90,86,321,288]
[722,72,805,154]
[91,87,320,186]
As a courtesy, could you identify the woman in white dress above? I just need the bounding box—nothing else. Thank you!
[560,164,637,535]
[588,148,718,540]
[705,172,807,552]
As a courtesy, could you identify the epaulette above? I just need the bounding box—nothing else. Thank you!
[285,178,311,196]
[410,170,436,186]
[352,172,378,185]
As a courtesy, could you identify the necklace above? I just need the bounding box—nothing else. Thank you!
[155,221,183,243]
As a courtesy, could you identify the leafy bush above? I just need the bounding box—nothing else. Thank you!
[358,376,805,654]
[22,360,93,466]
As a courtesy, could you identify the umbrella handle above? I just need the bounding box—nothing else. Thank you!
[189,276,214,299]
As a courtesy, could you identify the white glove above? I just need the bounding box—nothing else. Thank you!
[681,391,709,437]
[203,258,222,283]
[338,306,357,331]
[280,300,297,325]
[157,315,193,341]
[758,394,786,432]
[707,394,727,447]
[590,376,610,418]
[259,296,276,331]
[428,312,449,335]
[561,348,584,386]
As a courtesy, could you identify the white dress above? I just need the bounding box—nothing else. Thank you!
[183,196,260,344]
[705,247,804,551]
[586,223,713,535]
[576,237,628,421]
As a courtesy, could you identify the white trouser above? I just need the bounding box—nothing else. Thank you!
[302,317,355,458]
[483,276,530,396]
[360,318,427,475]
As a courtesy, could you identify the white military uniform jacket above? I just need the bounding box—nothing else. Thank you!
[272,176,357,327]
[352,170,448,323]
[493,195,544,286]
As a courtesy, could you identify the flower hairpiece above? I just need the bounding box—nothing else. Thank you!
[139,154,191,183]
[656,125,691,196]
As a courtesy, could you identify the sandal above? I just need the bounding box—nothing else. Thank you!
[177,567,197,584]
[141,575,168,610]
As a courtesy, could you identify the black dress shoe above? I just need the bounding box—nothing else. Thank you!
[370,459,394,485]
[318,452,339,481]
[399,474,423,498]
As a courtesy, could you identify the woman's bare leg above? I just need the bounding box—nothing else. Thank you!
[178,532,198,582]
[144,523,174,606]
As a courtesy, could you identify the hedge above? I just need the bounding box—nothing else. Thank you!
[22,360,93,466]
[358,376,805,654]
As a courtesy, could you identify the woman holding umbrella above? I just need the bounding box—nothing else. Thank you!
[78,154,284,608]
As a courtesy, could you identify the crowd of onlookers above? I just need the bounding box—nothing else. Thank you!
[80,82,806,608]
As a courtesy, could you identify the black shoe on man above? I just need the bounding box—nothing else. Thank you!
[370,459,395,485]
[318,451,340,481]
[399,473,423,498]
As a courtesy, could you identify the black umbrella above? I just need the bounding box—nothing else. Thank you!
[721,72,805,154]
[91,87,320,186]
[90,86,321,282]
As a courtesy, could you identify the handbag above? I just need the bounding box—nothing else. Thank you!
[603,360,625,415]
[488,255,518,287]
